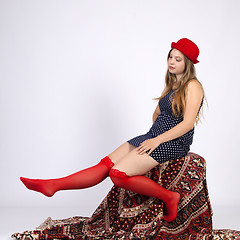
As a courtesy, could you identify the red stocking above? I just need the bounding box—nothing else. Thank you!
[109,168,180,222]
[20,156,114,197]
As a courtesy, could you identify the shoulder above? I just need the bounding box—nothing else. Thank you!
[184,79,204,103]
[187,79,203,89]
[185,79,204,95]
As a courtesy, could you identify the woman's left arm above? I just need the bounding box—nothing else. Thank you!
[156,80,204,144]
[137,80,204,155]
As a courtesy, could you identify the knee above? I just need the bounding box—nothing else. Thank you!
[109,168,129,188]
[100,156,115,170]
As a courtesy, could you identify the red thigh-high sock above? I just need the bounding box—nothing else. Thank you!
[20,156,114,197]
[109,169,180,222]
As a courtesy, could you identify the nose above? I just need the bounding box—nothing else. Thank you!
[169,58,174,65]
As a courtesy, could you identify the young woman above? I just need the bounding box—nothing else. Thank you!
[20,38,204,223]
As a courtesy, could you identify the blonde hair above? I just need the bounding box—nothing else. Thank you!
[153,49,207,125]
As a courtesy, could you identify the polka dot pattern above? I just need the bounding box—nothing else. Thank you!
[127,89,203,163]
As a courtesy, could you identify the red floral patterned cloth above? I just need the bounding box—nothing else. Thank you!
[11,152,240,239]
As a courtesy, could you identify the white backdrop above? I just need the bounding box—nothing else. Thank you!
[1,0,240,232]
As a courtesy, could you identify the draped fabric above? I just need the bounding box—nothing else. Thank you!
[11,152,239,239]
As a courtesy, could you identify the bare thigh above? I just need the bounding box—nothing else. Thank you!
[112,148,159,176]
[108,142,137,164]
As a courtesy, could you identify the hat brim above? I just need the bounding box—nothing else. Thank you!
[171,42,199,64]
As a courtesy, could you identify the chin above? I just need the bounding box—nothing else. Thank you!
[169,69,175,74]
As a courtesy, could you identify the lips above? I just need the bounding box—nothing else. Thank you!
[169,66,175,70]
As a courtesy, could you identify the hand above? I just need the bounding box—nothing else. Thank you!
[136,138,160,155]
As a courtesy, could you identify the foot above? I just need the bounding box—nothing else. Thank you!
[162,191,181,222]
[20,177,56,197]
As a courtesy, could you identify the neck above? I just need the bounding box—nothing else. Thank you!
[175,74,183,82]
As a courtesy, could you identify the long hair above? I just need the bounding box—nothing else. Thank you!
[153,49,207,125]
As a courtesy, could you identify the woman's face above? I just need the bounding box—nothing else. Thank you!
[168,49,185,78]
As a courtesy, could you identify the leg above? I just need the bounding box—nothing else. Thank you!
[107,142,136,164]
[20,156,114,197]
[20,142,135,197]
[109,149,180,222]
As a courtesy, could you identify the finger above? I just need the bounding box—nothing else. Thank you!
[142,145,149,151]
[138,149,145,155]
[136,146,142,153]
[140,146,150,155]
[147,149,153,155]
[136,146,143,153]
[137,145,145,152]
[138,147,148,155]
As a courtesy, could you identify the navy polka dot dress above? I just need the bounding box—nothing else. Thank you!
[127,89,203,164]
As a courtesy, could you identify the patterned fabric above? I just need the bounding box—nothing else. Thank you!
[11,152,239,240]
[127,89,204,163]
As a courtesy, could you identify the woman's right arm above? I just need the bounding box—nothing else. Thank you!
[153,103,161,123]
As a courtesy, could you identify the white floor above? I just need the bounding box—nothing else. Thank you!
[0,205,239,240]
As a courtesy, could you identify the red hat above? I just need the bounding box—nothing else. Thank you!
[171,38,200,64]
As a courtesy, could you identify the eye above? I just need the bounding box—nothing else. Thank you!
[176,59,181,62]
